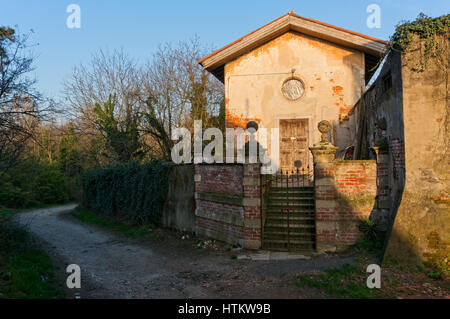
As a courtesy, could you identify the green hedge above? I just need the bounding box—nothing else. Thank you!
[81,160,171,225]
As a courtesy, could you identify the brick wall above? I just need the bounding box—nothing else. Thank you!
[195,165,243,195]
[334,162,377,247]
[242,164,262,248]
[311,144,377,252]
[194,163,262,249]
[334,162,377,195]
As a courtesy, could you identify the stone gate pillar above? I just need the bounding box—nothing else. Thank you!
[310,121,378,252]
[310,143,338,252]
[310,121,338,252]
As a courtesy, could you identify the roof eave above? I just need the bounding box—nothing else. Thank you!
[199,13,387,78]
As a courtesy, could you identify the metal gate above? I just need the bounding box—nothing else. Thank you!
[262,168,316,251]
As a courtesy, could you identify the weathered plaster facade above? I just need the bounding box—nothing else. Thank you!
[200,12,386,171]
[384,38,449,268]
[224,31,365,154]
[353,32,449,268]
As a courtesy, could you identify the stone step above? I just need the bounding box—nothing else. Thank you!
[269,187,314,193]
[266,209,314,214]
[264,239,315,245]
[268,197,315,202]
[265,216,315,224]
[265,221,315,227]
[264,226,315,232]
[264,224,315,231]
[266,206,315,215]
[264,232,315,241]
[263,240,315,252]
[266,215,315,221]
[265,223,315,230]
[267,203,315,209]
[263,239,315,244]
[262,246,315,252]
[264,223,315,231]
[265,219,314,226]
[267,209,314,214]
[264,231,315,237]
[267,204,314,210]
[267,193,314,201]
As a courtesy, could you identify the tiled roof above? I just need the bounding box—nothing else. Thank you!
[199,11,387,76]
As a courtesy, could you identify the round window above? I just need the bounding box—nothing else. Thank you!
[282,78,305,101]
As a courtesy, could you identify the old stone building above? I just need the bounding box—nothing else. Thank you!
[167,12,449,267]
[199,11,386,172]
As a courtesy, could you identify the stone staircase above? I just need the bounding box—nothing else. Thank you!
[263,187,316,251]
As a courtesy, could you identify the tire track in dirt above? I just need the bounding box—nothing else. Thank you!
[13,205,355,299]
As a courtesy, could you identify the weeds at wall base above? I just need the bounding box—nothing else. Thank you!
[71,207,164,240]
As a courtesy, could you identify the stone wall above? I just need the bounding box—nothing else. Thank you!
[353,32,449,268]
[353,50,405,225]
[162,164,196,232]
[311,143,377,252]
[194,163,262,249]
[384,34,449,268]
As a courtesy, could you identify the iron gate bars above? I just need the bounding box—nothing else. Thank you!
[262,167,314,252]
[264,166,314,188]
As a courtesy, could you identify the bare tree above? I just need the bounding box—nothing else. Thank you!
[0,26,53,173]
[63,49,146,163]
[143,37,224,133]
[63,38,224,163]
[63,48,143,130]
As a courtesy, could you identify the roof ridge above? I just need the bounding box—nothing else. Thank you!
[198,13,290,64]
[198,12,387,71]
[290,12,387,45]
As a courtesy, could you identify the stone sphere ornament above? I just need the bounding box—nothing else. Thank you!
[318,120,332,143]
[246,121,259,132]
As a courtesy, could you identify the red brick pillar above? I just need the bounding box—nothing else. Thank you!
[242,163,262,249]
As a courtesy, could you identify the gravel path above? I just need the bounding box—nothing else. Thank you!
[13,205,356,299]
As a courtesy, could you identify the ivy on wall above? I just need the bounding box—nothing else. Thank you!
[388,13,449,71]
[81,160,171,225]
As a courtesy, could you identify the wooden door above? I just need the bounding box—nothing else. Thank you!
[279,119,309,173]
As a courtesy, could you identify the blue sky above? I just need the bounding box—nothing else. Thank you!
[0,0,448,101]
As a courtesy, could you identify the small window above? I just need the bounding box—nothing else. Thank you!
[383,72,392,92]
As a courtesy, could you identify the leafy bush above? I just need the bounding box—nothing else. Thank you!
[359,218,386,242]
[34,165,70,204]
[81,160,171,225]
[0,159,70,208]
[357,218,386,252]
[389,13,449,52]
[388,13,449,71]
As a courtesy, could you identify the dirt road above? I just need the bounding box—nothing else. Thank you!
[14,205,355,299]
